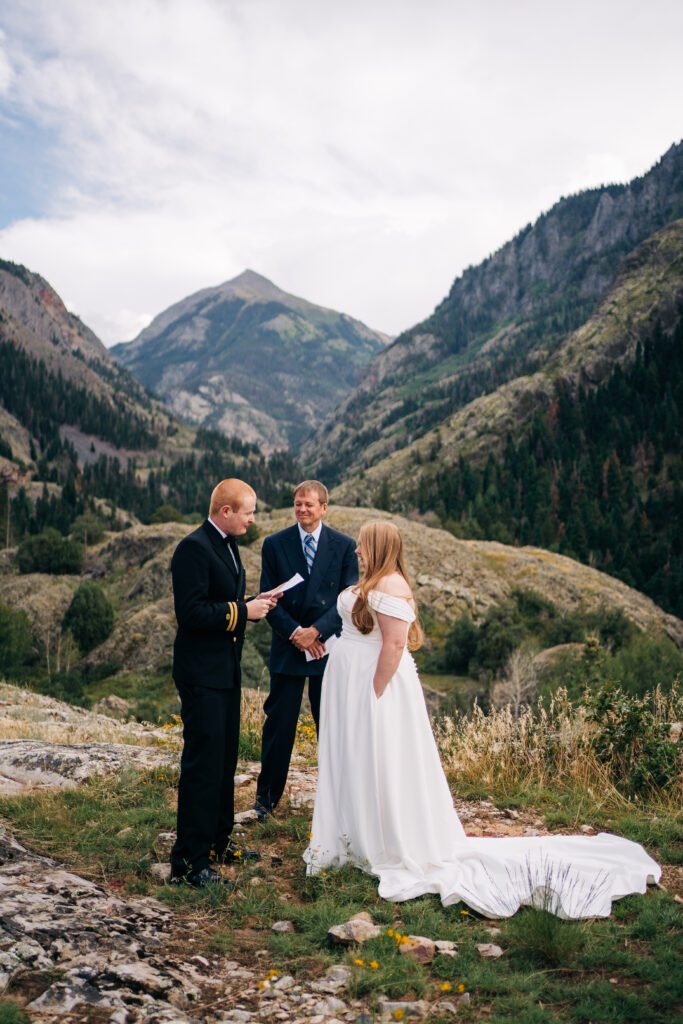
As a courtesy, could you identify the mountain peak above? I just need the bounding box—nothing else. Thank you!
[221,269,284,302]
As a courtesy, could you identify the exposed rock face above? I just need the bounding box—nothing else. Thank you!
[112,269,388,451]
[0,825,208,1020]
[330,217,683,501]
[0,260,179,463]
[0,682,166,749]
[0,738,171,795]
[304,142,683,480]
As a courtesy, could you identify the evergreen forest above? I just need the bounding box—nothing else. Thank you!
[411,310,683,616]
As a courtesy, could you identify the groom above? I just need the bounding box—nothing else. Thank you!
[170,478,276,887]
[254,480,358,817]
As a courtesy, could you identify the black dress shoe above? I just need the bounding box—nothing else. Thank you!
[254,801,273,822]
[215,838,261,864]
[171,867,235,889]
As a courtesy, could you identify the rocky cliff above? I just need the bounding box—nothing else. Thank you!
[303,141,683,481]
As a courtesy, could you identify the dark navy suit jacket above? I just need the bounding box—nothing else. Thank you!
[260,523,358,677]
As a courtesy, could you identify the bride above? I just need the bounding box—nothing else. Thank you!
[304,521,661,919]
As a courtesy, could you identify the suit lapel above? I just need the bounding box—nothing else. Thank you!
[282,525,309,580]
[203,520,239,579]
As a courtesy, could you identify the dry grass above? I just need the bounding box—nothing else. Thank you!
[435,684,683,814]
[436,687,624,806]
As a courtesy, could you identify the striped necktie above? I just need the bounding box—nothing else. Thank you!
[303,533,317,574]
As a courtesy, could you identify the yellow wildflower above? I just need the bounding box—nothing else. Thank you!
[369,960,380,969]
[439,982,452,992]
[354,958,365,967]
[457,983,465,993]
[460,909,470,916]
[386,928,395,937]
[392,1011,405,1022]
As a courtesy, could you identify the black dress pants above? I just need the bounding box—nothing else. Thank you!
[170,680,241,876]
[256,672,322,811]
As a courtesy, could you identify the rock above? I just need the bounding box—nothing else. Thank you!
[435,939,458,958]
[580,824,595,834]
[485,926,502,937]
[107,960,174,994]
[313,995,347,1015]
[0,737,171,794]
[379,999,430,1019]
[92,694,133,721]
[234,809,260,824]
[503,808,520,820]
[398,935,436,964]
[289,789,316,809]
[274,974,296,991]
[436,1002,459,1017]
[219,1012,254,1023]
[150,862,171,882]
[234,773,253,788]
[153,830,177,861]
[116,826,133,837]
[328,913,381,945]
[310,964,352,993]
[271,920,295,933]
[477,942,504,959]
[28,975,122,1013]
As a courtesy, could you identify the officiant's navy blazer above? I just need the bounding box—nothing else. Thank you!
[260,522,358,677]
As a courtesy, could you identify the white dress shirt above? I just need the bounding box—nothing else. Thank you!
[208,516,239,571]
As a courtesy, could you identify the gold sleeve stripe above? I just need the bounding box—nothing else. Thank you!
[225,602,237,632]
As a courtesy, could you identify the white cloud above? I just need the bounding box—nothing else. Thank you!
[0,0,681,343]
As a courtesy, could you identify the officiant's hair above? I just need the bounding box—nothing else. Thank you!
[209,478,256,514]
[293,480,329,504]
[353,521,423,651]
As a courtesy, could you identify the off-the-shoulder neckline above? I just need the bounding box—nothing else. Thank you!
[346,586,415,607]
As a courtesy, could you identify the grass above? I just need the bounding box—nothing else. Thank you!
[0,1002,29,1024]
[1,678,682,1023]
[2,764,680,1023]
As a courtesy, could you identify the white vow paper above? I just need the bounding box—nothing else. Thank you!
[270,573,304,595]
[305,633,339,662]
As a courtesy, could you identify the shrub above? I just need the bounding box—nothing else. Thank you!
[151,504,184,523]
[17,528,83,575]
[0,600,33,676]
[62,583,114,653]
[70,512,106,545]
[236,522,259,546]
[582,638,682,795]
[443,615,478,673]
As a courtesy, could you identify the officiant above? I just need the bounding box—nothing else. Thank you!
[254,480,358,818]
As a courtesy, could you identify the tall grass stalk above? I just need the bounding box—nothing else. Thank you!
[434,685,682,810]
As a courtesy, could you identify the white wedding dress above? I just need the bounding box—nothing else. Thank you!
[303,588,661,919]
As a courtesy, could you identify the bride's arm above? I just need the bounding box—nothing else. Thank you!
[373,612,409,698]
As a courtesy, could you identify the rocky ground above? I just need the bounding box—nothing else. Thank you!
[0,729,560,1024]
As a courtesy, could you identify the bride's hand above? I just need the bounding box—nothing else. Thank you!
[373,678,385,699]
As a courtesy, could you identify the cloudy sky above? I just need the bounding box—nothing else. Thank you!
[0,0,681,345]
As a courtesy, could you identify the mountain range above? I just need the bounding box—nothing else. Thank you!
[111,270,388,451]
[0,140,682,616]
[303,141,683,483]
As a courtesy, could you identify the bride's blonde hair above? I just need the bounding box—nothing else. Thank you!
[352,521,423,651]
